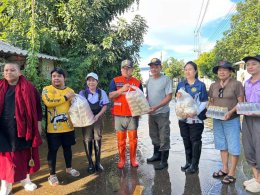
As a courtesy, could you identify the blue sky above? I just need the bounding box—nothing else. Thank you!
[122,0,243,67]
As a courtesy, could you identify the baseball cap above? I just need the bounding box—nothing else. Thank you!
[85,72,98,81]
[148,58,161,66]
[121,60,133,68]
[242,55,260,63]
[212,61,235,74]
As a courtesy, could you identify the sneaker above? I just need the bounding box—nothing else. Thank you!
[243,178,255,187]
[48,175,59,186]
[66,168,80,177]
[0,181,12,195]
[246,181,260,193]
[21,180,37,191]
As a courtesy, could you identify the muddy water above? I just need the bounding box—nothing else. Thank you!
[13,101,254,195]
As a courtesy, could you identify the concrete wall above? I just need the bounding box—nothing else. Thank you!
[40,59,55,79]
[236,63,251,85]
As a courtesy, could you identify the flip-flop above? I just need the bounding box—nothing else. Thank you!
[212,170,228,178]
[221,175,236,184]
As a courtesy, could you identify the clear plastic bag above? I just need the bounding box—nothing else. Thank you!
[125,85,150,116]
[69,94,95,127]
[175,88,198,120]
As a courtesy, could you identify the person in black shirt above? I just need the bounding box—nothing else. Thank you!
[0,63,42,194]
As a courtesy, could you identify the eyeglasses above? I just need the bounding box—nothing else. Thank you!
[218,88,224,98]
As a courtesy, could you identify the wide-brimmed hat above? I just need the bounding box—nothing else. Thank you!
[242,55,260,63]
[212,61,235,74]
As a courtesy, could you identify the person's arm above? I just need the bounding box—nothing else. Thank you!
[197,82,209,114]
[149,93,173,113]
[42,87,74,108]
[79,90,85,97]
[94,90,109,121]
[94,105,108,121]
[224,96,243,120]
[109,80,130,99]
[224,81,245,120]
[208,84,214,106]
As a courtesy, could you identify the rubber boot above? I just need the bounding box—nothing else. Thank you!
[147,145,161,163]
[185,141,202,174]
[94,140,104,171]
[128,130,138,167]
[154,150,169,170]
[181,139,192,172]
[83,140,95,173]
[117,131,127,169]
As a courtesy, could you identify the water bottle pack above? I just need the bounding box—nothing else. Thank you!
[236,102,260,115]
[206,106,228,120]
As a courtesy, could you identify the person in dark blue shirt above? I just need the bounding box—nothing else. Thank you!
[176,61,208,174]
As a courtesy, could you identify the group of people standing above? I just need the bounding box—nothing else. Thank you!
[176,55,260,193]
[0,54,259,194]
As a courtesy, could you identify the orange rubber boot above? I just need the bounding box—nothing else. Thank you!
[117,131,126,169]
[128,130,139,167]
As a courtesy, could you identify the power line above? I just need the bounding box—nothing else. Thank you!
[194,0,210,56]
[196,0,210,33]
[207,4,236,42]
[194,0,205,32]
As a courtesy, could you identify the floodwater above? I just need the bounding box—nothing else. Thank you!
[13,101,257,195]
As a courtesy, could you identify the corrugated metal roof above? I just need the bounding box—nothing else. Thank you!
[0,40,60,61]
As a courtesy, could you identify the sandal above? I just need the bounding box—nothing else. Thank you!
[212,170,228,178]
[66,168,80,177]
[221,175,236,184]
[48,175,59,186]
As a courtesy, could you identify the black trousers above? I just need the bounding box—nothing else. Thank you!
[178,121,204,163]
[178,121,204,143]
[47,132,75,175]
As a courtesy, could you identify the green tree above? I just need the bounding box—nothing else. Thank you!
[162,57,185,79]
[24,0,40,86]
[0,0,147,91]
[195,50,218,80]
[214,0,260,62]
[132,63,142,82]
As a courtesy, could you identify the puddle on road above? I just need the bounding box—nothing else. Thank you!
[12,101,252,195]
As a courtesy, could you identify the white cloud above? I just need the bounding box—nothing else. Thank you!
[121,0,236,59]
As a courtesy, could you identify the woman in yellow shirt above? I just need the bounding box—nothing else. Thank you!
[42,68,80,186]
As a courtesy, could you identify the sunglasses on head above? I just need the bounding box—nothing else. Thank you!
[218,88,224,98]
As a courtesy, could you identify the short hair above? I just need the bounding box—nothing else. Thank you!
[4,63,21,71]
[50,67,66,78]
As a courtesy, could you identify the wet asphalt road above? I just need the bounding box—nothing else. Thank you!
[13,101,258,195]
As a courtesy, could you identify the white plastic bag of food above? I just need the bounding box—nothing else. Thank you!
[175,88,198,120]
[125,85,150,116]
[69,94,95,127]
